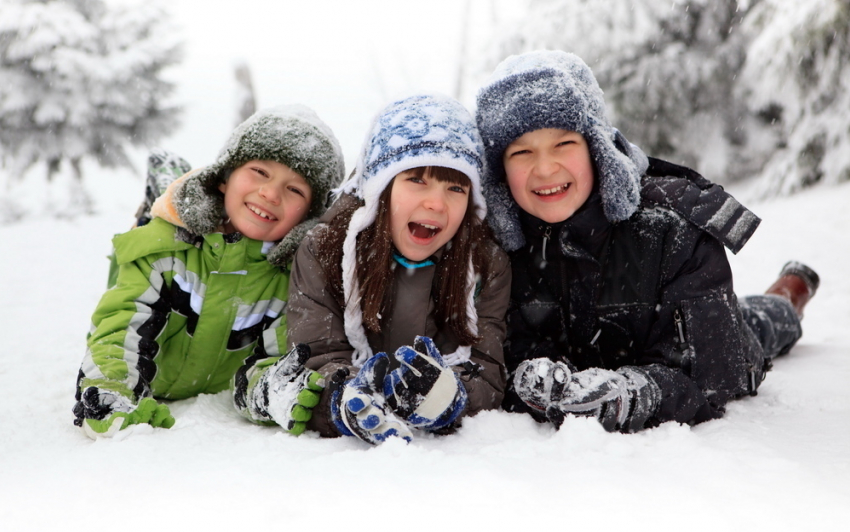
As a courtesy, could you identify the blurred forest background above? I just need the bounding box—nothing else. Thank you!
[1,0,848,221]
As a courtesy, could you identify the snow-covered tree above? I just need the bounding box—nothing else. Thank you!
[0,0,182,182]
[740,0,850,197]
[233,59,256,127]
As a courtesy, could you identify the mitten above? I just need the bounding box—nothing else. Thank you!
[330,353,413,445]
[76,387,175,439]
[252,344,325,435]
[384,336,468,430]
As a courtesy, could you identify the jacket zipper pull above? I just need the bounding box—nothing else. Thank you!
[542,226,552,262]
[673,308,686,345]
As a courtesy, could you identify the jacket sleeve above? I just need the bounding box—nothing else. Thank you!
[75,248,175,414]
[640,227,765,425]
[285,231,357,436]
[230,313,290,425]
[461,245,511,418]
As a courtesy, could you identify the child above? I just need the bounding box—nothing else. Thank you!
[284,94,512,444]
[475,51,819,432]
[73,106,345,438]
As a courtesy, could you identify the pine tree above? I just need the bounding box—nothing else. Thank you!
[0,0,182,182]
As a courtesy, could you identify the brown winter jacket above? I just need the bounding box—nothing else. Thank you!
[287,196,512,437]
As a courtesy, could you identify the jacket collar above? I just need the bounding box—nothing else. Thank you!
[519,191,612,260]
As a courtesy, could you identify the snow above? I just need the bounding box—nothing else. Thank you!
[1,1,849,529]
[0,165,848,530]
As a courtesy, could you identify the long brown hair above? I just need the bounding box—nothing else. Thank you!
[316,166,492,346]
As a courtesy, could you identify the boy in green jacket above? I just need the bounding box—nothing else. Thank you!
[73,105,345,439]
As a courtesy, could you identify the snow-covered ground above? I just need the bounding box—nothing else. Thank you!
[0,166,847,531]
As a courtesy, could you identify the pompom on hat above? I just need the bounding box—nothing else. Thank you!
[475,50,649,252]
[334,93,487,368]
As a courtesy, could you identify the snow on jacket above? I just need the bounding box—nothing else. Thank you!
[75,216,290,411]
[505,158,765,426]
[286,195,512,437]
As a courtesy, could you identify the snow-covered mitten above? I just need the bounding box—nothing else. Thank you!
[330,353,413,445]
[513,357,574,412]
[76,387,175,439]
[542,366,661,433]
[384,336,468,430]
[248,344,325,435]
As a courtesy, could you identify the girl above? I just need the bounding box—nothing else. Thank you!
[286,94,511,444]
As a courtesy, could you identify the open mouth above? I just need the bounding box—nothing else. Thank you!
[248,204,277,221]
[408,222,441,240]
[533,183,571,196]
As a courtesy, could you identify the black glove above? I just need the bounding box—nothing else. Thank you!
[514,359,660,433]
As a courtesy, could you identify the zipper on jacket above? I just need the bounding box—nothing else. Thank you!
[673,309,686,345]
[542,225,552,262]
[672,308,693,374]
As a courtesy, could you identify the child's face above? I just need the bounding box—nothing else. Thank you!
[503,128,594,224]
[389,168,469,262]
[218,160,312,242]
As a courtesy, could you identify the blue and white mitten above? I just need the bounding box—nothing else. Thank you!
[330,353,413,445]
[384,336,468,431]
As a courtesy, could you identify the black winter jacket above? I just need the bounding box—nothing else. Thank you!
[504,158,765,427]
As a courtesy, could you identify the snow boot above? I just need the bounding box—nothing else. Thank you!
[765,261,820,318]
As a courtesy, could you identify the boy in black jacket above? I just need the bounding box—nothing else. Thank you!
[475,51,818,432]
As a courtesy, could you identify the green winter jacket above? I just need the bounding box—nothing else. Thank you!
[79,217,289,404]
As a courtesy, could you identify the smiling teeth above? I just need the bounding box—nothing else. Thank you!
[248,205,274,220]
[535,184,569,196]
[419,223,439,230]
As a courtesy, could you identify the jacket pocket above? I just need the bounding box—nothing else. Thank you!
[679,294,751,405]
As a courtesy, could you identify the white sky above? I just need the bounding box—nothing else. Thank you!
[159,0,517,170]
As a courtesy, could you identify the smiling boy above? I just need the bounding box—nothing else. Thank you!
[476,51,818,432]
[73,106,345,438]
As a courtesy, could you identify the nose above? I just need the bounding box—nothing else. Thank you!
[422,188,447,212]
[534,153,560,178]
[259,184,281,205]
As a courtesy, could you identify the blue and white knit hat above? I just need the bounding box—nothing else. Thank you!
[476,50,649,252]
[335,93,487,368]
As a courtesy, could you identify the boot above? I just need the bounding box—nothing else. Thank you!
[765,261,820,318]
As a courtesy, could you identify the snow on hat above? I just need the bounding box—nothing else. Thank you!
[476,50,649,252]
[168,105,345,267]
[335,93,486,368]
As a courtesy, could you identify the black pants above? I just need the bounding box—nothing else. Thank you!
[739,294,803,361]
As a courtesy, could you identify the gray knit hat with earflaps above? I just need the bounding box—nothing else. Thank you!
[171,105,345,267]
[476,51,649,252]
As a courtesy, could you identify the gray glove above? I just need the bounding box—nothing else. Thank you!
[514,358,660,433]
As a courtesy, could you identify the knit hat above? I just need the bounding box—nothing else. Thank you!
[335,93,487,368]
[160,105,345,267]
[476,50,649,252]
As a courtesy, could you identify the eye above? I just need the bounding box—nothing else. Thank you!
[449,184,468,194]
[406,175,426,184]
[252,167,269,178]
[288,186,306,198]
[556,140,576,147]
[507,148,530,158]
